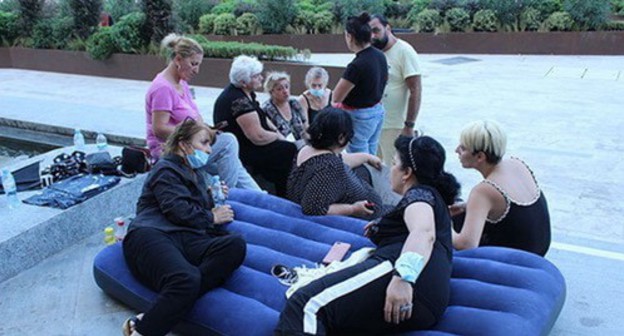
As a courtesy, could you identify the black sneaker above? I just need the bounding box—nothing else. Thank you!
[271,264,298,286]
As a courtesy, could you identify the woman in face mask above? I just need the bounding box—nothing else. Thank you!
[122,119,247,336]
[298,66,333,125]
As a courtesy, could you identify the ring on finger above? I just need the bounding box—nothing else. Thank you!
[399,303,413,312]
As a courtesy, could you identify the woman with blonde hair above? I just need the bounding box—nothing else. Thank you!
[451,120,551,256]
[123,119,246,336]
[145,33,259,190]
[261,71,308,147]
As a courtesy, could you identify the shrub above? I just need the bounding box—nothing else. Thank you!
[293,10,314,34]
[414,9,442,33]
[407,0,431,26]
[211,0,235,15]
[141,0,173,43]
[563,0,610,30]
[429,0,459,15]
[236,12,259,35]
[197,40,299,60]
[388,16,413,29]
[472,9,498,32]
[458,0,482,16]
[533,0,563,20]
[213,13,236,35]
[479,0,534,31]
[257,0,296,34]
[17,0,44,36]
[0,0,19,12]
[613,0,624,13]
[112,12,149,53]
[331,0,385,23]
[173,0,215,32]
[295,0,332,13]
[198,13,217,34]
[383,0,412,18]
[233,0,258,16]
[69,0,102,39]
[31,15,74,49]
[86,26,117,59]
[0,11,19,44]
[605,20,624,30]
[520,7,541,31]
[312,11,334,34]
[446,7,470,31]
[544,11,574,31]
[104,0,137,21]
[66,37,87,51]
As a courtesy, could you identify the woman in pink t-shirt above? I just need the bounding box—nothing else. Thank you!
[145,33,259,190]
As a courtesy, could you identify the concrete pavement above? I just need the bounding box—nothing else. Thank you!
[1,53,623,334]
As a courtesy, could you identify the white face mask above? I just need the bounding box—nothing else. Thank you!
[309,88,324,97]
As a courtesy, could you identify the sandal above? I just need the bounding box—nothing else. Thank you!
[271,264,298,286]
[122,315,140,336]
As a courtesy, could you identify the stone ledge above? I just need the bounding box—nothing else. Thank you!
[0,146,146,282]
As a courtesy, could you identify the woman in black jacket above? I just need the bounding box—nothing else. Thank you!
[122,119,246,336]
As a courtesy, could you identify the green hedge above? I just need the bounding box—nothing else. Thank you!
[0,11,19,45]
[187,34,300,61]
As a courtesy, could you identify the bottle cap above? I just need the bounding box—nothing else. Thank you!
[115,217,125,225]
[104,227,114,234]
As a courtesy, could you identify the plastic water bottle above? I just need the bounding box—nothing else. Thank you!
[210,176,226,207]
[114,217,127,242]
[104,227,115,245]
[96,132,108,152]
[73,129,86,151]
[1,169,20,209]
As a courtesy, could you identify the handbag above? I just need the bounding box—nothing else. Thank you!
[121,146,153,175]
[84,151,119,175]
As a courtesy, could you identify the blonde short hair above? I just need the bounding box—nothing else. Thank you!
[263,71,290,93]
[304,67,329,88]
[160,33,203,62]
[459,120,506,164]
[229,55,263,87]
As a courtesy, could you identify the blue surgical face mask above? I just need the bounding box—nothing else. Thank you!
[187,149,209,169]
[309,88,324,98]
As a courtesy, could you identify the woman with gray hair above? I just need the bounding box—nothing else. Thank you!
[450,120,551,256]
[213,55,297,197]
[262,71,308,148]
[298,66,332,124]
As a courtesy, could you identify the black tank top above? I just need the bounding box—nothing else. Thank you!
[480,159,551,256]
[303,92,332,124]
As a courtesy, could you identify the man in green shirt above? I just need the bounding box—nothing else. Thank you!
[369,14,422,166]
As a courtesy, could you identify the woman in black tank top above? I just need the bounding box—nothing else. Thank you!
[298,66,332,124]
[450,120,551,256]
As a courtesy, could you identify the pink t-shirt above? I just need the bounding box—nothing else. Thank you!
[145,73,200,158]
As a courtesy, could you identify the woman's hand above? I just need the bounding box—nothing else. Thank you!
[384,276,414,324]
[448,202,466,217]
[366,154,382,170]
[363,220,376,237]
[212,205,234,224]
[351,200,374,218]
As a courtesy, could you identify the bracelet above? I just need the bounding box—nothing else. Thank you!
[404,121,415,128]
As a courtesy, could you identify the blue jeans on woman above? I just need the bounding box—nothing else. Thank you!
[203,132,260,190]
[347,103,385,155]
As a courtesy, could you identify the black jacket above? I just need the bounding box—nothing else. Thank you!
[128,154,216,234]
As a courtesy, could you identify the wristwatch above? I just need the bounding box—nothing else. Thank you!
[404,121,415,128]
